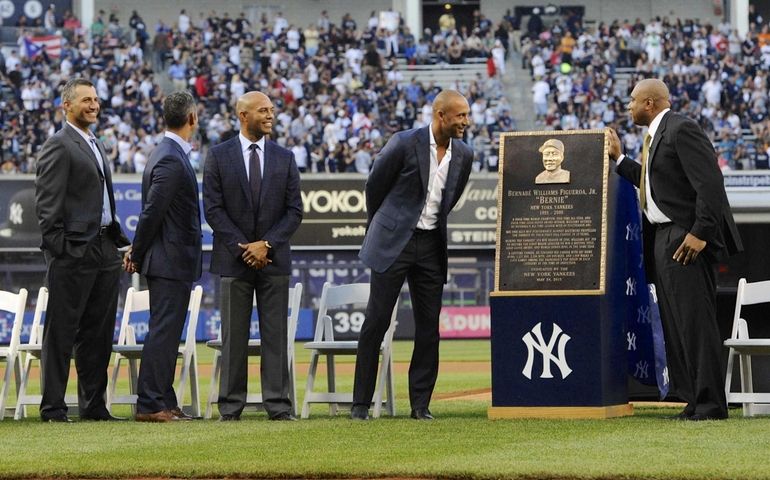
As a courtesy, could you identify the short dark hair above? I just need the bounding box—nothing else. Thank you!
[61,78,94,103]
[163,91,196,129]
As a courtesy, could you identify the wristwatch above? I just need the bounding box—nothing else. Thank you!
[264,240,272,249]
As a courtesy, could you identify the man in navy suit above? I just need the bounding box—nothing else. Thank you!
[352,90,474,420]
[203,91,302,421]
[36,78,130,422]
[609,79,742,420]
[124,91,202,422]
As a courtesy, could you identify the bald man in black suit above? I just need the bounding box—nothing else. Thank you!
[608,78,742,421]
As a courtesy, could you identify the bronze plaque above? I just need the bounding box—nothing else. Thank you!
[493,130,610,296]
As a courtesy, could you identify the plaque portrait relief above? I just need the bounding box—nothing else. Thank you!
[535,139,571,184]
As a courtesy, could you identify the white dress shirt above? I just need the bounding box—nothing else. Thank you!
[239,133,266,180]
[164,130,193,157]
[67,121,112,226]
[617,108,672,224]
[416,125,452,230]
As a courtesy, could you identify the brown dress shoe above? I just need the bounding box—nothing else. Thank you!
[169,407,195,420]
[135,410,178,423]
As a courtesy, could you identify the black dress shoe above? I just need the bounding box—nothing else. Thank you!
[350,405,369,420]
[688,413,728,421]
[270,412,298,421]
[80,413,127,421]
[410,408,434,420]
[667,410,693,420]
[218,414,241,422]
[43,414,73,423]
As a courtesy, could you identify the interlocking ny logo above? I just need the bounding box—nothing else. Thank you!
[9,202,23,225]
[625,223,640,241]
[522,322,572,380]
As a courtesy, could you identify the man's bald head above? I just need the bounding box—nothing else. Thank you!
[236,91,270,115]
[635,78,670,105]
[433,90,467,113]
[237,91,275,141]
[431,90,470,143]
[628,78,671,126]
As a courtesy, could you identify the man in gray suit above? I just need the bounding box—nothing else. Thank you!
[352,90,474,420]
[35,78,130,422]
[203,91,302,421]
[124,91,202,422]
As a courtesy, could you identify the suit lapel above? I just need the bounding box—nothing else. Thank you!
[64,124,103,176]
[416,127,430,195]
[94,138,117,216]
[229,138,253,204]
[441,140,463,215]
[262,140,278,205]
[648,112,668,167]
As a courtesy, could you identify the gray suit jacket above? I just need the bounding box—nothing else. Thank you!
[358,127,474,280]
[35,123,129,258]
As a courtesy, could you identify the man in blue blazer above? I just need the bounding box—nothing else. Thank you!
[203,91,302,421]
[125,91,202,422]
[352,90,474,420]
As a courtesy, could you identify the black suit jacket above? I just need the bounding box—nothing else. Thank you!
[36,123,129,258]
[616,112,742,261]
[131,136,202,281]
[203,136,302,277]
[358,127,474,280]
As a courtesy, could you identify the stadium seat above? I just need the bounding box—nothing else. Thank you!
[13,287,77,419]
[204,283,302,419]
[724,278,770,416]
[0,288,27,420]
[301,282,396,419]
[107,285,202,417]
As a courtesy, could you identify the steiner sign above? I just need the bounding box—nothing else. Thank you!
[494,130,610,295]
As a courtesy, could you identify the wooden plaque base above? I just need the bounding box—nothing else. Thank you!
[488,403,634,420]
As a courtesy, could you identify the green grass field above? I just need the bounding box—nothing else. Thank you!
[2,340,770,480]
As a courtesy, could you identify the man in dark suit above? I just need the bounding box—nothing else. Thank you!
[123,91,202,422]
[351,90,474,421]
[35,78,130,422]
[608,78,743,421]
[203,91,302,421]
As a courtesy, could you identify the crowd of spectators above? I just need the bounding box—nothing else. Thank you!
[0,7,514,175]
[522,5,770,170]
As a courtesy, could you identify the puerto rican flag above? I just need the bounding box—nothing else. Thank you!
[23,35,62,59]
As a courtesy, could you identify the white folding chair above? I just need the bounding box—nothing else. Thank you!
[107,285,203,416]
[301,282,396,419]
[724,278,770,417]
[0,288,27,420]
[205,283,302,419]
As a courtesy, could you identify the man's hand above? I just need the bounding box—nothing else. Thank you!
[607,128,622,161]
[238,241,272,269]
[673,233,707,266]
[122,246,138,274]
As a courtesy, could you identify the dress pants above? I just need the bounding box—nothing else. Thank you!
[136,276,192,414]
[652,222,727,417]
[217,272,291,417]
[353,228,444,410]
[40,233,121,419]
